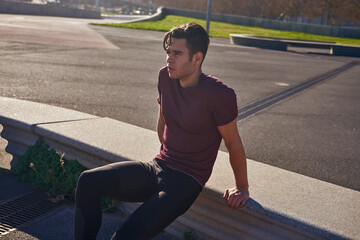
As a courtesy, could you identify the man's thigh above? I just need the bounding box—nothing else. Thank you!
[85,160,159,202]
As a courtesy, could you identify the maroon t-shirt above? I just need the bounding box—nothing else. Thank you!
[155,67,238,186]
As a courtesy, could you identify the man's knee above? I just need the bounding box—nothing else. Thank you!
[77,170,91,187]
[76,170,97,196]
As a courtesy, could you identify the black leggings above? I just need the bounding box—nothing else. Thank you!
[74,160,202,240]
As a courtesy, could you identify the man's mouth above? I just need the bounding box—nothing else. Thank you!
[167,66,175,73]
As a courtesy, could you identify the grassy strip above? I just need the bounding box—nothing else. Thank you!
[101,11,120,15]
[92,15,360,46]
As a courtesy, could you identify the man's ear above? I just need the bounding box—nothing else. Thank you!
[193,52,204,65]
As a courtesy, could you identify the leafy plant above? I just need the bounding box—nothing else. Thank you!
[184,231,197,240]
[13,139,121,213]
[13,139,86,200]
[101,197,120,214]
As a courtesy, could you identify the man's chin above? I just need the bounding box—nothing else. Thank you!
[168,72,177,79]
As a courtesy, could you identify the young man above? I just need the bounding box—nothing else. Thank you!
[74,22,249,240]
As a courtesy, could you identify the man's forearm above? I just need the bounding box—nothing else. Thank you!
[228,140,249,190]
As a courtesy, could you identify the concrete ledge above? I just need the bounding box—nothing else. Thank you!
[230,34,360,58]
[130,6,164,23]
[104,7,164,24]
[1,97,359,239]
[0,97,98,167]
[230,34,287,51]
[333,45,360,58]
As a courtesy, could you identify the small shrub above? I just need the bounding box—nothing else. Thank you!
[13,139,86,200]
[14,139,121,213]
[101,197,120,214]
[184,231,196,240]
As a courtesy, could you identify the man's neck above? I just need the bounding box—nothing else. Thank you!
[179,69,202,88]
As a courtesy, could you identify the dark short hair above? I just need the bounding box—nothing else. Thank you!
[163,22,210,62]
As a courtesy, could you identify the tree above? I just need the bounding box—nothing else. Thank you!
[342,0,360,25]
[304,0,360,26]
[152,0,360,27]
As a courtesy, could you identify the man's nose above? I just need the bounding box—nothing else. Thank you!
[167,54,174,63]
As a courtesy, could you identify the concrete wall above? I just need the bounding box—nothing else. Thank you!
[0,0,101,19]
[1,97,359,240]
[161,7,360,39]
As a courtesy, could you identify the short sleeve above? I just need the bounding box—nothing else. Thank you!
[157,82,161,105]
[213,87,238,126]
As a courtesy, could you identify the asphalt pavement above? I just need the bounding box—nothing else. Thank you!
[0,14,175,240]
[0,13,359,239]
[0,169,173,240]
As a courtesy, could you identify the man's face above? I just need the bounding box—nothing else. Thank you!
[165,38,196,80]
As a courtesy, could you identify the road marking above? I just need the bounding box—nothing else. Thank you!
[238,61,359,121]
[275,82,290,87]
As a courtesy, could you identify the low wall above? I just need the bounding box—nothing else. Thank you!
[1,97,359,240]
[109,6,164,24]
[159,7,360,39]
[230,34,360,57]
[0,0,101,19]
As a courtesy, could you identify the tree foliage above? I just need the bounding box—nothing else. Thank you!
[153,0,360,27]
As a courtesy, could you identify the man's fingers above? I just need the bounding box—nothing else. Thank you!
[239,193,249,208]
[239,199,246,208]
[224,187,250,209]
[227,192,249,209]
[229,197,240,209]
[223,189,229,200]
[227,192,238,208]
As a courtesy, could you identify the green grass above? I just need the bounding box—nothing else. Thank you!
[91,15,360,46]
[101,10,120,15]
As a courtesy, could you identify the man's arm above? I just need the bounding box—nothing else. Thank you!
[157,106,165,144]
[217,118,249,209]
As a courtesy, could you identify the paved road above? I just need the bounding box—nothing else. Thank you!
[0,14,359,192]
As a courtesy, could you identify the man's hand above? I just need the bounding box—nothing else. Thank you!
[223,186,249,209]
